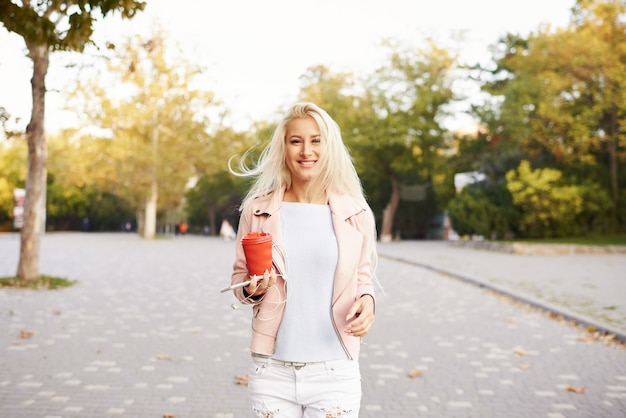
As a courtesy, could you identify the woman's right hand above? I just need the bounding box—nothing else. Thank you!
[244,269,276,297]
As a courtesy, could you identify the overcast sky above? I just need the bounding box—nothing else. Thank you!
[0,0,576,133]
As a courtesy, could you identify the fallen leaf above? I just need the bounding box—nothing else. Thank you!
[519,364,530,370]
[234,374,248,386]
[577,335,596,343]
[566,385,585,394]
[155,354,172,361]
[163,414,176,418]
[18,330,35,339]
[408,369,424,378]
[513,348,528,356]
[548,312,563,321]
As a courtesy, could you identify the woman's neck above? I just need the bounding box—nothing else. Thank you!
[284,185,327,204]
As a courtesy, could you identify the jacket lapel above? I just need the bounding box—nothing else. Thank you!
[328,193,365,303]
[249,189,365,302]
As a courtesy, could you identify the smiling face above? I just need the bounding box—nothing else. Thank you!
[284,116,324,187]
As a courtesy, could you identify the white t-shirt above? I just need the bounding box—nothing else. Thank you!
[273,202,347,362]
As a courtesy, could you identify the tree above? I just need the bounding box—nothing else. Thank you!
[0,0,145,282]
[71,30,217,238]
[297,65,368,130]
[186,124,256,235]
[185,170,248,235]
[42,131,131,231]
[361,40,458,241]
[479,0,626,230]
[297,66,378,182]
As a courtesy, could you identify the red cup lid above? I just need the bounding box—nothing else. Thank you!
[241,232,272,244]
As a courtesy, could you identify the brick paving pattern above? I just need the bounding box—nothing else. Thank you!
[377,240,626,340]
[0,233,625,417]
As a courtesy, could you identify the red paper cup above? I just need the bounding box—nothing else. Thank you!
[241,232,273,277]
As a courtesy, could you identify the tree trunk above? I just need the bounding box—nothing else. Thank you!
[144,178,158,239]
[380,175,400,243]
[143,122,159,240]
[17,45,49,282]
[608,104,619,222]
[136,209,145,237]
[207,205,216,237]
[142,117,160,240]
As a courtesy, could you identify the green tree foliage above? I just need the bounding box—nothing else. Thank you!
[296,50,459,240]
[506,160,583,237]
[0,0,145,281]
[0,0,144,51]
[0,135,26,230]
[448,188,497,238]
[43,132,135,231]
[361,40,458,240]
[478,0,626,231]
[574,180,614,233]
[45,132,88,225]
[186,125,256,235]
[297,64,377,185]
[185,171,249,235]
[70,30,217,238]
[297,65,368,133]
[447,180,518,239]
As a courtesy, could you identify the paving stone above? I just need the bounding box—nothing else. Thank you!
[0,233,625,417]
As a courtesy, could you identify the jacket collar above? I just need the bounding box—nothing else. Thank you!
[249,187,284,218]
[249,186,365,221]
[328,192,366,220]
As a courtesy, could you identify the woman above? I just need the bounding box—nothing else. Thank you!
[229,102,379,417]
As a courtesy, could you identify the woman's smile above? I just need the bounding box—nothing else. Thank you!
[285,116,323,183]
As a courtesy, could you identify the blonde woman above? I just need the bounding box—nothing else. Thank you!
[229,102,379,417]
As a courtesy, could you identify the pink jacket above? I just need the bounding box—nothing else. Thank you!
[231,187,377,359]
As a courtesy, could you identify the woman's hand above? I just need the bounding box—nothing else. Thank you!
[244,268,276,297]
[345,294,375,337]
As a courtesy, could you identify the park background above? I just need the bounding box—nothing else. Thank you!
[1,4,626,416]
[1,0,625,246]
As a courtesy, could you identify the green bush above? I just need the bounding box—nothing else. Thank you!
[506,160,582,238]
[447,185,516,239]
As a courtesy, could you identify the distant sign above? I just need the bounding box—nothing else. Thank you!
[13,188,25,229]
[400,184,426,202]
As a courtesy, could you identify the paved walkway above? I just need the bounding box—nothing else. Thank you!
[0,233,625,417]
[377,240,626,340]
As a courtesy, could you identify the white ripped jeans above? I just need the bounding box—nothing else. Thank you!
[248,357,362,417]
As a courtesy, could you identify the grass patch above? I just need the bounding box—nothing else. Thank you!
[0,275,77,290]
[500,235,626,246]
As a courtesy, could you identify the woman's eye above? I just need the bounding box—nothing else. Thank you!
[312,137,321,144]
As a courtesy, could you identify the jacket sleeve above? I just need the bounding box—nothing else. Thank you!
[355,206,377,304]
[231,210,257,304]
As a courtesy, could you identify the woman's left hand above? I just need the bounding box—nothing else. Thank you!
[345,295,375,337]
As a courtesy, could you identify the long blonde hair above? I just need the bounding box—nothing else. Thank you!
[229,102,366,210]
[230,102,382,293]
